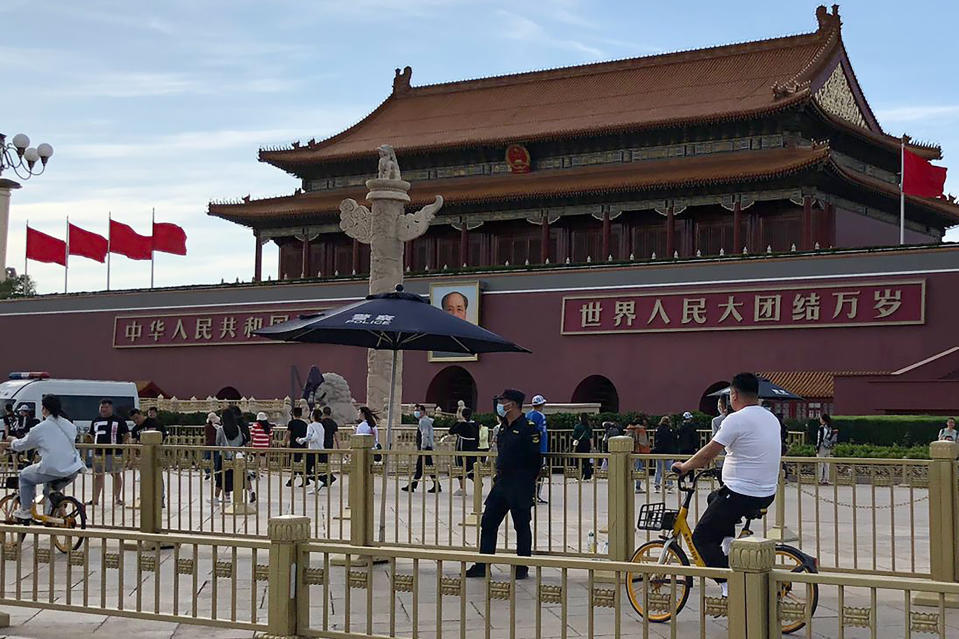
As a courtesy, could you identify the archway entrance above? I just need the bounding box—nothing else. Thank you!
[699,380,730,416]
[571,375,619,413]
[215,386,242,400]
[426,366,478,413]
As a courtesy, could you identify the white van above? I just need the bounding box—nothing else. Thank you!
[0,373,140,435]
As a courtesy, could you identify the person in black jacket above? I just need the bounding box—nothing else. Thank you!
[449,407,480,495]
[466,389,541,579]
[652,416,677,493]
[676,411,699,455]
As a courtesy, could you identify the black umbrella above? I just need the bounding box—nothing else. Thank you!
[256,284,530,542]
[708,378,804,401]
[257,289,528,355]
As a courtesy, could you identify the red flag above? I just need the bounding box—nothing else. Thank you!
[903,149,947,198]
[109,219,152,260]
[152,221,187,255]
[26,227,67,266]
[68,223,108,263]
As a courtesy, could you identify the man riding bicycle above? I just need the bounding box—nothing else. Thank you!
[671,372,781,596]
[6,395,85,522]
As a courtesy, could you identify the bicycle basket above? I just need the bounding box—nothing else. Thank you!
[637,502,678,531]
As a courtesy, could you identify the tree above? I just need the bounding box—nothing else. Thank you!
[0,274,37,299]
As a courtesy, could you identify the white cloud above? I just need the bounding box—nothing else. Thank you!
[495,9,605,59]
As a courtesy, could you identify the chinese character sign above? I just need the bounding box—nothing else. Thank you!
[113,308,319,348]
[561,281,924,335]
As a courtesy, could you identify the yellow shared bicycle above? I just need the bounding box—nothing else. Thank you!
[625,467,818,634]
[0,473,87,552]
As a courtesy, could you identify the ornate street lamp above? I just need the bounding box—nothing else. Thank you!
[0,131,54,283]
[0,132,54,180]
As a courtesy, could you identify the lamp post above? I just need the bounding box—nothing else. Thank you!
[0,132,54,282]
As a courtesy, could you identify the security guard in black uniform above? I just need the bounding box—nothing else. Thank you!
[466,389,541,579]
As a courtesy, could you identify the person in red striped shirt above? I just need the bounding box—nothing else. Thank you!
[250,412,273,449]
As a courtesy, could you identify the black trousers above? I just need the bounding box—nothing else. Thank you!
[411,447,435,486]
[692,486,774,578]
[479,477,534,561]
[317,452,334,484]
[575,440,593,480]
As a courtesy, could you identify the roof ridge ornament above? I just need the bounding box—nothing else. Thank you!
[815,5,841,32]
[393,66,412,95]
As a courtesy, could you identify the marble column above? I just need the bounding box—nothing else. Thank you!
[0,179,21,281]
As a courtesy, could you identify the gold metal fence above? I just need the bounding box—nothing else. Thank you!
[4,433,950,584]
[0,524,270,631]
[768,567,959,638]
[295,537,732,639]
[160,444,353,540]
[774,456,933,577]
[1,514,959,637]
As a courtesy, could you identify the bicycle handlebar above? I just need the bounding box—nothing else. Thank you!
[675,467,722,492]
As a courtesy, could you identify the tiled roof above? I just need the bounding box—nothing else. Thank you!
[210,146,830,225]
[758,370,886,399]
[259,7,849,167]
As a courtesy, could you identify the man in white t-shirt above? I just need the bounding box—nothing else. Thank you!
[672,372,781,579]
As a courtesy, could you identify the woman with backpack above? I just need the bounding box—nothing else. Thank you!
[571,413,594,480]
[212,409,245,507]
[816,414,838,485]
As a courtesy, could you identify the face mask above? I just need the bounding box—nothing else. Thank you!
[496,404,507,418]
[413,411,421,418]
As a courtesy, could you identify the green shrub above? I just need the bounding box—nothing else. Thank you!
[832,415,947,447]
[785,442,930,459]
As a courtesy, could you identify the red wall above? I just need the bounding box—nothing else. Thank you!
[2,271,957,415]
[835,208,939,247]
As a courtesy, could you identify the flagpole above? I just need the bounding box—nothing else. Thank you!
[64,216,69,294]
[900,136,906,245]
[107,212,111,291]
[24,219,28,280]
[150,207,155,288]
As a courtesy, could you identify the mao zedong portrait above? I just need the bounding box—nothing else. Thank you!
[442,291,469,321]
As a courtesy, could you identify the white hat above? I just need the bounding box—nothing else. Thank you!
[256,411,269,421]
[531,394,547,406]
[682,411,693,419]
[207,412,220,425]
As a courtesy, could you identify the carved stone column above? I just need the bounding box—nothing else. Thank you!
[338,146,443,431]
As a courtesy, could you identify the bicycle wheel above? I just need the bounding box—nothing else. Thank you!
[50,496,86,553]
[774,545,819,634]
[0,494,25,545]
[626,539,692,622]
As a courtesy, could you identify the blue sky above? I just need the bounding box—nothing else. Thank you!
[3,0,957,294]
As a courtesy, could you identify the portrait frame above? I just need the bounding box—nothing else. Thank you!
[428,281,481,363]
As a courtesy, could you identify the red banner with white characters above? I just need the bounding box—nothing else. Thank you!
[113,308,319,348]
[561,280,925,335]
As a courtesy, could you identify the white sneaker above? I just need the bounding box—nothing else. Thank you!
[13,508,32,520]
[452,489,465,496]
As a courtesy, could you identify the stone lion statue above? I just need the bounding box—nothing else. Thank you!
[308,372,357,427]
